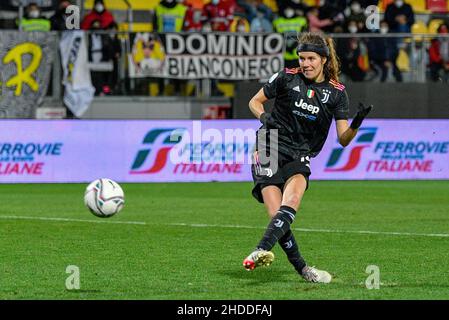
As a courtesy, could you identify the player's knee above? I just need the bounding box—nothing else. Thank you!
[282,195,301,211]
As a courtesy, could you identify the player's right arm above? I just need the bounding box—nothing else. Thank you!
[249,71,285,129]
[249,88,268,120]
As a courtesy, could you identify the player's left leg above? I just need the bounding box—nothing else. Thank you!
[256,174,307,251]
[262,185,307,275]
[255,174,332,283]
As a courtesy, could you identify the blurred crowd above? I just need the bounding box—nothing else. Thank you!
[2,0,449,94]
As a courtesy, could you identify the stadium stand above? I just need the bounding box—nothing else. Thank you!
[426,0,448,12]
[428,18,444,33]
[406,0,430,13]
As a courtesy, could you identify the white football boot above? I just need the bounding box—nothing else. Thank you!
[243,249,275,271]
[301,266,332,283]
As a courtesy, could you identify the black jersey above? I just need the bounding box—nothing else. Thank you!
[262,67,349,158]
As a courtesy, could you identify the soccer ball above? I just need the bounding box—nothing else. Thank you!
[84,178,125,218]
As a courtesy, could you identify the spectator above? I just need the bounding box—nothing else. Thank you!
[18,2,51,31]
[50,0,72,31]
[318,0,346,32]
[345,0,366,31]
[250,6,273,32]
[81,0,115,30]
[154,0,187,33]
[367,20,403,82]
[384,0,415,33]
[273,6,307,68]
[429,24,449,82]
[231,16,250,32]
[108,22,122,93]
[202,0,235,32]
[237,0,273,23]
[307,6,333,33]
[87,19,117,95]
[337,20,367,81]
[183,5,203,32]
[277,0,309,18]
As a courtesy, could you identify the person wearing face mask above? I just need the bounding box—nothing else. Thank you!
[231,16,250,33]
[316,0,346,32]
[50,0,72,31]
[345,1,365,28]
[154,0,187,33]
[273,6,307,68]
[18,3,50,32]
[367,20,402,82]
[202,0,235,32]
[183,5,204,32]
[337,20,367,81]
[306,6,333,33]
[384,0,415,33]
[277,0,310,19]
[250,7,273,32]
[81,0,115,30]
[367,20,401,82]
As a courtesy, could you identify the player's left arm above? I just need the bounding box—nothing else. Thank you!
[336,103,373,147]
[336,120,357,147]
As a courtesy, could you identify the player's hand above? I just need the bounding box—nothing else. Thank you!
[350,102,373,129]
[260,112,282,130]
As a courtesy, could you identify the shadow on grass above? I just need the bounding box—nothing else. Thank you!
[218,268,292,285]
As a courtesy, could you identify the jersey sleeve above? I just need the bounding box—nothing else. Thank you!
[333,89,349,120]
[262,71,286,99]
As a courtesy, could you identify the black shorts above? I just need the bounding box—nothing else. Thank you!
[251,150,311,203]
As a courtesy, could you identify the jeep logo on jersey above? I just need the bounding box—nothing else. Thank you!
[295,99,320,114]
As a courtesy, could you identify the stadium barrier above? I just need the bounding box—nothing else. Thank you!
[0,119,447,183]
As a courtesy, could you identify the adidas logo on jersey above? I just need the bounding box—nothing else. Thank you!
[295,99,320,115]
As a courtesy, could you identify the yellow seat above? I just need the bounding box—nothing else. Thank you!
[217,82,235,98]
[428,19,444,34]
[84,0,159,10]
[396,48,410,72]
[412,20,428,34]
[263,0,279,12]
[119,22,153,32]
[407,0,430,13]
[409,20,428,42]
[302,0,317,7]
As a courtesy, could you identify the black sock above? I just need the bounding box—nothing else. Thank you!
[257,205,296,251]
[279,229,307,275]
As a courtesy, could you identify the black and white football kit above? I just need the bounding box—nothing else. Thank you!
[252,68,350,203]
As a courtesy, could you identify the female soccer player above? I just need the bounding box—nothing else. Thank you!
[243,32,373,283]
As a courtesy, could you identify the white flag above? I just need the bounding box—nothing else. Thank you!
[60,31,95,117]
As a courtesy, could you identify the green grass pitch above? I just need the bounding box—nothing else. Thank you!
[0,181,449,300]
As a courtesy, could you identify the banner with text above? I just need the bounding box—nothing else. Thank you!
[128,32,284,80]
[0,119,447,183]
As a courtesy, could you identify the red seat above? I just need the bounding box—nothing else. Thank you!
[426,0,448,13]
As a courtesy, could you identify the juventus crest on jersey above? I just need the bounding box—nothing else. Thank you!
[261,68,350,158]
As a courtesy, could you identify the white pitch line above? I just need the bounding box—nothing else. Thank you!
[168,222,449,238]
[1,215,449,238]
[0,215,147,225]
